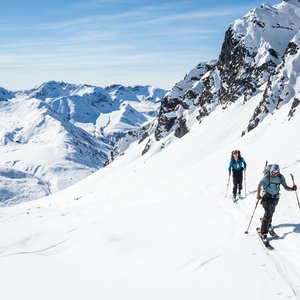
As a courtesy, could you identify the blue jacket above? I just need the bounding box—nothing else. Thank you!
[228,157,247,173]
[259,174,289,196]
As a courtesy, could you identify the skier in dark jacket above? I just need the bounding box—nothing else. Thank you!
[256,164,297,237]
[228,150,247,200]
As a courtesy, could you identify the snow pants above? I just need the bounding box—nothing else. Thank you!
[260,194,279,234]
[232,169,243,197]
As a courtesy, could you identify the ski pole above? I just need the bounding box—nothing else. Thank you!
[245,198,260,234]
[225,173,231,198]
[290,174,300,212]
[244,170,247,198]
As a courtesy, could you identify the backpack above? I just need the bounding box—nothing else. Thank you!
[263,162,272,175]
[263,161,282,188]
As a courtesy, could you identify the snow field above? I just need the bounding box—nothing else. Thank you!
[0,87,300,299]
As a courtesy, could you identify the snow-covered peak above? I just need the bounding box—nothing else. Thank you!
[165,61,216,101]
[13,81,165,136]
[105,84,165,103]
[22,81,108,101]
[26,80,73,99]
[232,0,300,59]
[136,0,300,156]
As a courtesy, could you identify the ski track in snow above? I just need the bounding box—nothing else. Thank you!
[0,234,75,257]
[192,253,226,273]
[225,192,300,299]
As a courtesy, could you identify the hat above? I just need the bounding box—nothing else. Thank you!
[270,164,280,173]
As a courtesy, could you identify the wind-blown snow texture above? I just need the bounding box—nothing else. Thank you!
[1,1,300,299]
[0,82,165,204]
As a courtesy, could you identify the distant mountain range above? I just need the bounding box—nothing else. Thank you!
[0,81,165,204]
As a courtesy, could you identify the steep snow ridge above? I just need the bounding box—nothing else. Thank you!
[213,0,300,105]
[233,1,300,58]
[110,61,213,160]
[162,62,216,102]
[245,30,300,132]
[140,0,300,156]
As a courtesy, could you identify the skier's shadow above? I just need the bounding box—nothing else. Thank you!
[272,223,300,240]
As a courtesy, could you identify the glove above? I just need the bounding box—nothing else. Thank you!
[256,194,262,200]
[293,185,297,191]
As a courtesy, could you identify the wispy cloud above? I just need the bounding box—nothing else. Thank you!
[0,0,266,90]
[18,3,251,32]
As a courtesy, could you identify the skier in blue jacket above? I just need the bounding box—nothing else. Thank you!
[256,164,297,237]
[228,150,247,200]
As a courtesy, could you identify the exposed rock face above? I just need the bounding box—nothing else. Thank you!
[245,31,300,133]
[140,0,300,155]
[154,61,216,141]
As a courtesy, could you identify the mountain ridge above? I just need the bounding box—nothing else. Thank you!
[0,81,165,204]
[134,0,300,157]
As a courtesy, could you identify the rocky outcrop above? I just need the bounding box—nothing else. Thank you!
[245,30,300,133]
[154,61,215,141]
[141,0,300,155]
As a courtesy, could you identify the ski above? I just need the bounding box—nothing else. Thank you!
[233,194,245,203]
[256,227,275,250]
[233,197,238,203]
[259,218,280,238]
[268,227,280,239]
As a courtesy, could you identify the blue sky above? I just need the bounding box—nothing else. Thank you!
[0,0,280,91]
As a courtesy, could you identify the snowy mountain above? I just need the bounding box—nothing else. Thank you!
[1,1,300,299]
[20,81,164,141]
[0,82,165,204]
[138,0,300,155]
[0,96,111,205]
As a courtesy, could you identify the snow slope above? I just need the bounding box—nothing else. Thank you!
[0,84,299,299]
